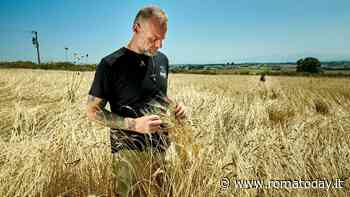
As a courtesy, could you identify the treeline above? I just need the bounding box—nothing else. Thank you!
[172,69,350,77]
[1,60,350,77]
[0,61,96,71]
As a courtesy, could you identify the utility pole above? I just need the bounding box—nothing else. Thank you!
[73,53,78,64]
[32,31,41,64]
[64,47,69,62]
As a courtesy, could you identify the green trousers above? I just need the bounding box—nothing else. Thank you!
[112,149,167,197]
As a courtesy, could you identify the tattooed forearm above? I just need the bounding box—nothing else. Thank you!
[95,108,126,130]
[87,95,140,131]
[126,118,136,130]
[87,95,107,109]
[87,95,129,130]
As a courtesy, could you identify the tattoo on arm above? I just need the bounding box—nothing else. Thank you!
[88,95,136,130]
[87,95,107,109]
[87,95,95,103]
[95,108,126,129]
[126,118,136,130]
[97,99,107,109]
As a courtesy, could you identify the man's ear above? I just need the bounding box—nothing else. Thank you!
[133,23,141,34]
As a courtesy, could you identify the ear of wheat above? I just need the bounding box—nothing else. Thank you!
[139,97,202,166]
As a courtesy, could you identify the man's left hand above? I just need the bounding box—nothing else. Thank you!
[174,102,186,119]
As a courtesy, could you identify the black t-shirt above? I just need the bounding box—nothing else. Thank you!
[88,47,170,153]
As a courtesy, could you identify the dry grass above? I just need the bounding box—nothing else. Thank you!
[0,69,350,196]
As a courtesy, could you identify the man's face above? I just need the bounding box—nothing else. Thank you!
[136,17,167,56]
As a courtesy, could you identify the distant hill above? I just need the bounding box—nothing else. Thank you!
[170,61,350,70]
[0,61,96,71]
[1,60,349,73]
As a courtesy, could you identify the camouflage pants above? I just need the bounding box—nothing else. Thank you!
[112,148,168,197]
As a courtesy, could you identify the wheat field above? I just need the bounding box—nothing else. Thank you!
[0,68,349,197]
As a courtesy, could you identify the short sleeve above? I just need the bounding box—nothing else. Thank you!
[156,53,169,96]
[165,56,169,79]
[88,59,110,99]
[164,55,169,92]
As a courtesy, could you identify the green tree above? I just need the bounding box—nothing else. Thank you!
[296,57,322,73]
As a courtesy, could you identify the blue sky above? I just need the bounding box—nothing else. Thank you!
[0,0,349,64]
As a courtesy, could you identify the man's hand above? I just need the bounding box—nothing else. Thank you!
[174,102,186,119]
[125,115,162,134]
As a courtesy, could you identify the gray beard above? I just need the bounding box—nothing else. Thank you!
[143,49,157,57]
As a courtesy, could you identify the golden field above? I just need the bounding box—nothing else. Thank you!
[0,69,349,197]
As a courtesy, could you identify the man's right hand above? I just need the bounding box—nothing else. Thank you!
[125,115,162,134]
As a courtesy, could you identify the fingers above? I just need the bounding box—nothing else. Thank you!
[146,115,162,132]
[137,105,188,134]
[175,109,186,118]
[174,103,181,113]
[174,103,186,119]
[164,96,174,104]
[149,125,161,132]
[147,115,160,120]
[149,119,162,127]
